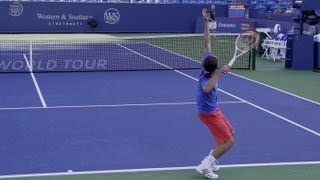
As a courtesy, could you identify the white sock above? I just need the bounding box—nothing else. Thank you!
[208,150,217,161]
[207,154,216,162]
[208,149,214,156]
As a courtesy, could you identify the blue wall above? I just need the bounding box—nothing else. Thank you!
[1,1,316,34]
[0,1,228,33]
[301,0,320,10]
[249,11,320,34]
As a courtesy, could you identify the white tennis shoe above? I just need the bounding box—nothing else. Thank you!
[196,158,219,179]
[210,159,220,172]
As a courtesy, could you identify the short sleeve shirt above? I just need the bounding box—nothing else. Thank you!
[196,51,218,113]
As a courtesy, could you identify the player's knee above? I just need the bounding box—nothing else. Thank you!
[226,138,234,148]
[218,139,234,152]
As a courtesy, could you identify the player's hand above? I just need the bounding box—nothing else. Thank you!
[202,8,210,22]
[219,65,230,74]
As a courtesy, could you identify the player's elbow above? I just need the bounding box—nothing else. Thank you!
[203,87,211,93]
[204,44,211,51]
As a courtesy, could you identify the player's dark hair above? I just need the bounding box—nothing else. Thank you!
[203,56,218,77]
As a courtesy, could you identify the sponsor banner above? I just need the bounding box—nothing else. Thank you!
[0,2,228,33]
[240,20,257,31]
[195,17,242,33]
[228,3,245,18]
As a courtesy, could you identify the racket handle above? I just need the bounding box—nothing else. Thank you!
[228,57,236,67]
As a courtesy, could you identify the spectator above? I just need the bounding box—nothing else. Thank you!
[309,25,319,36]
[285,2,294,14]
[274,8,284,15]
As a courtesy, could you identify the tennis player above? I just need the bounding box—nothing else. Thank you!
[195,8,235,179]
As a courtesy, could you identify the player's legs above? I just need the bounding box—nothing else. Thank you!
[210,109,235,159]
[212,137,234,159]
[198,108,235,161]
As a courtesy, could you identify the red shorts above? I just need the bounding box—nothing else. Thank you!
[198,108,234,144]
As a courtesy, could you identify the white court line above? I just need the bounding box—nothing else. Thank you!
[0,161,319,179]
[0,101,245,111]
[23,54,47,108]
[218,88,320,137]
[148,42,320,106]
[2,48,319,179]
[116,44,174,70]
[184,73,320,137]
[230,72,320,105]
[115,45,320,137]
[146,43,200,64]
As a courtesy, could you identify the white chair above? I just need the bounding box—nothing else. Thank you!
[269,40,287,61]
[261,39,287,61]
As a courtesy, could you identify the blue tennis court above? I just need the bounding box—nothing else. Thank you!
[0,40,319,179]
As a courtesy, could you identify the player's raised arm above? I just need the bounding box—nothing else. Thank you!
[202,8,211,53]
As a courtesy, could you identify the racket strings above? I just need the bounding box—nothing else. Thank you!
[237,32,260,52]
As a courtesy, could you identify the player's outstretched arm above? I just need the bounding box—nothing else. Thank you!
[202,8,211,53]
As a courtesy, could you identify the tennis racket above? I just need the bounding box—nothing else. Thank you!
[228,30,261,67]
